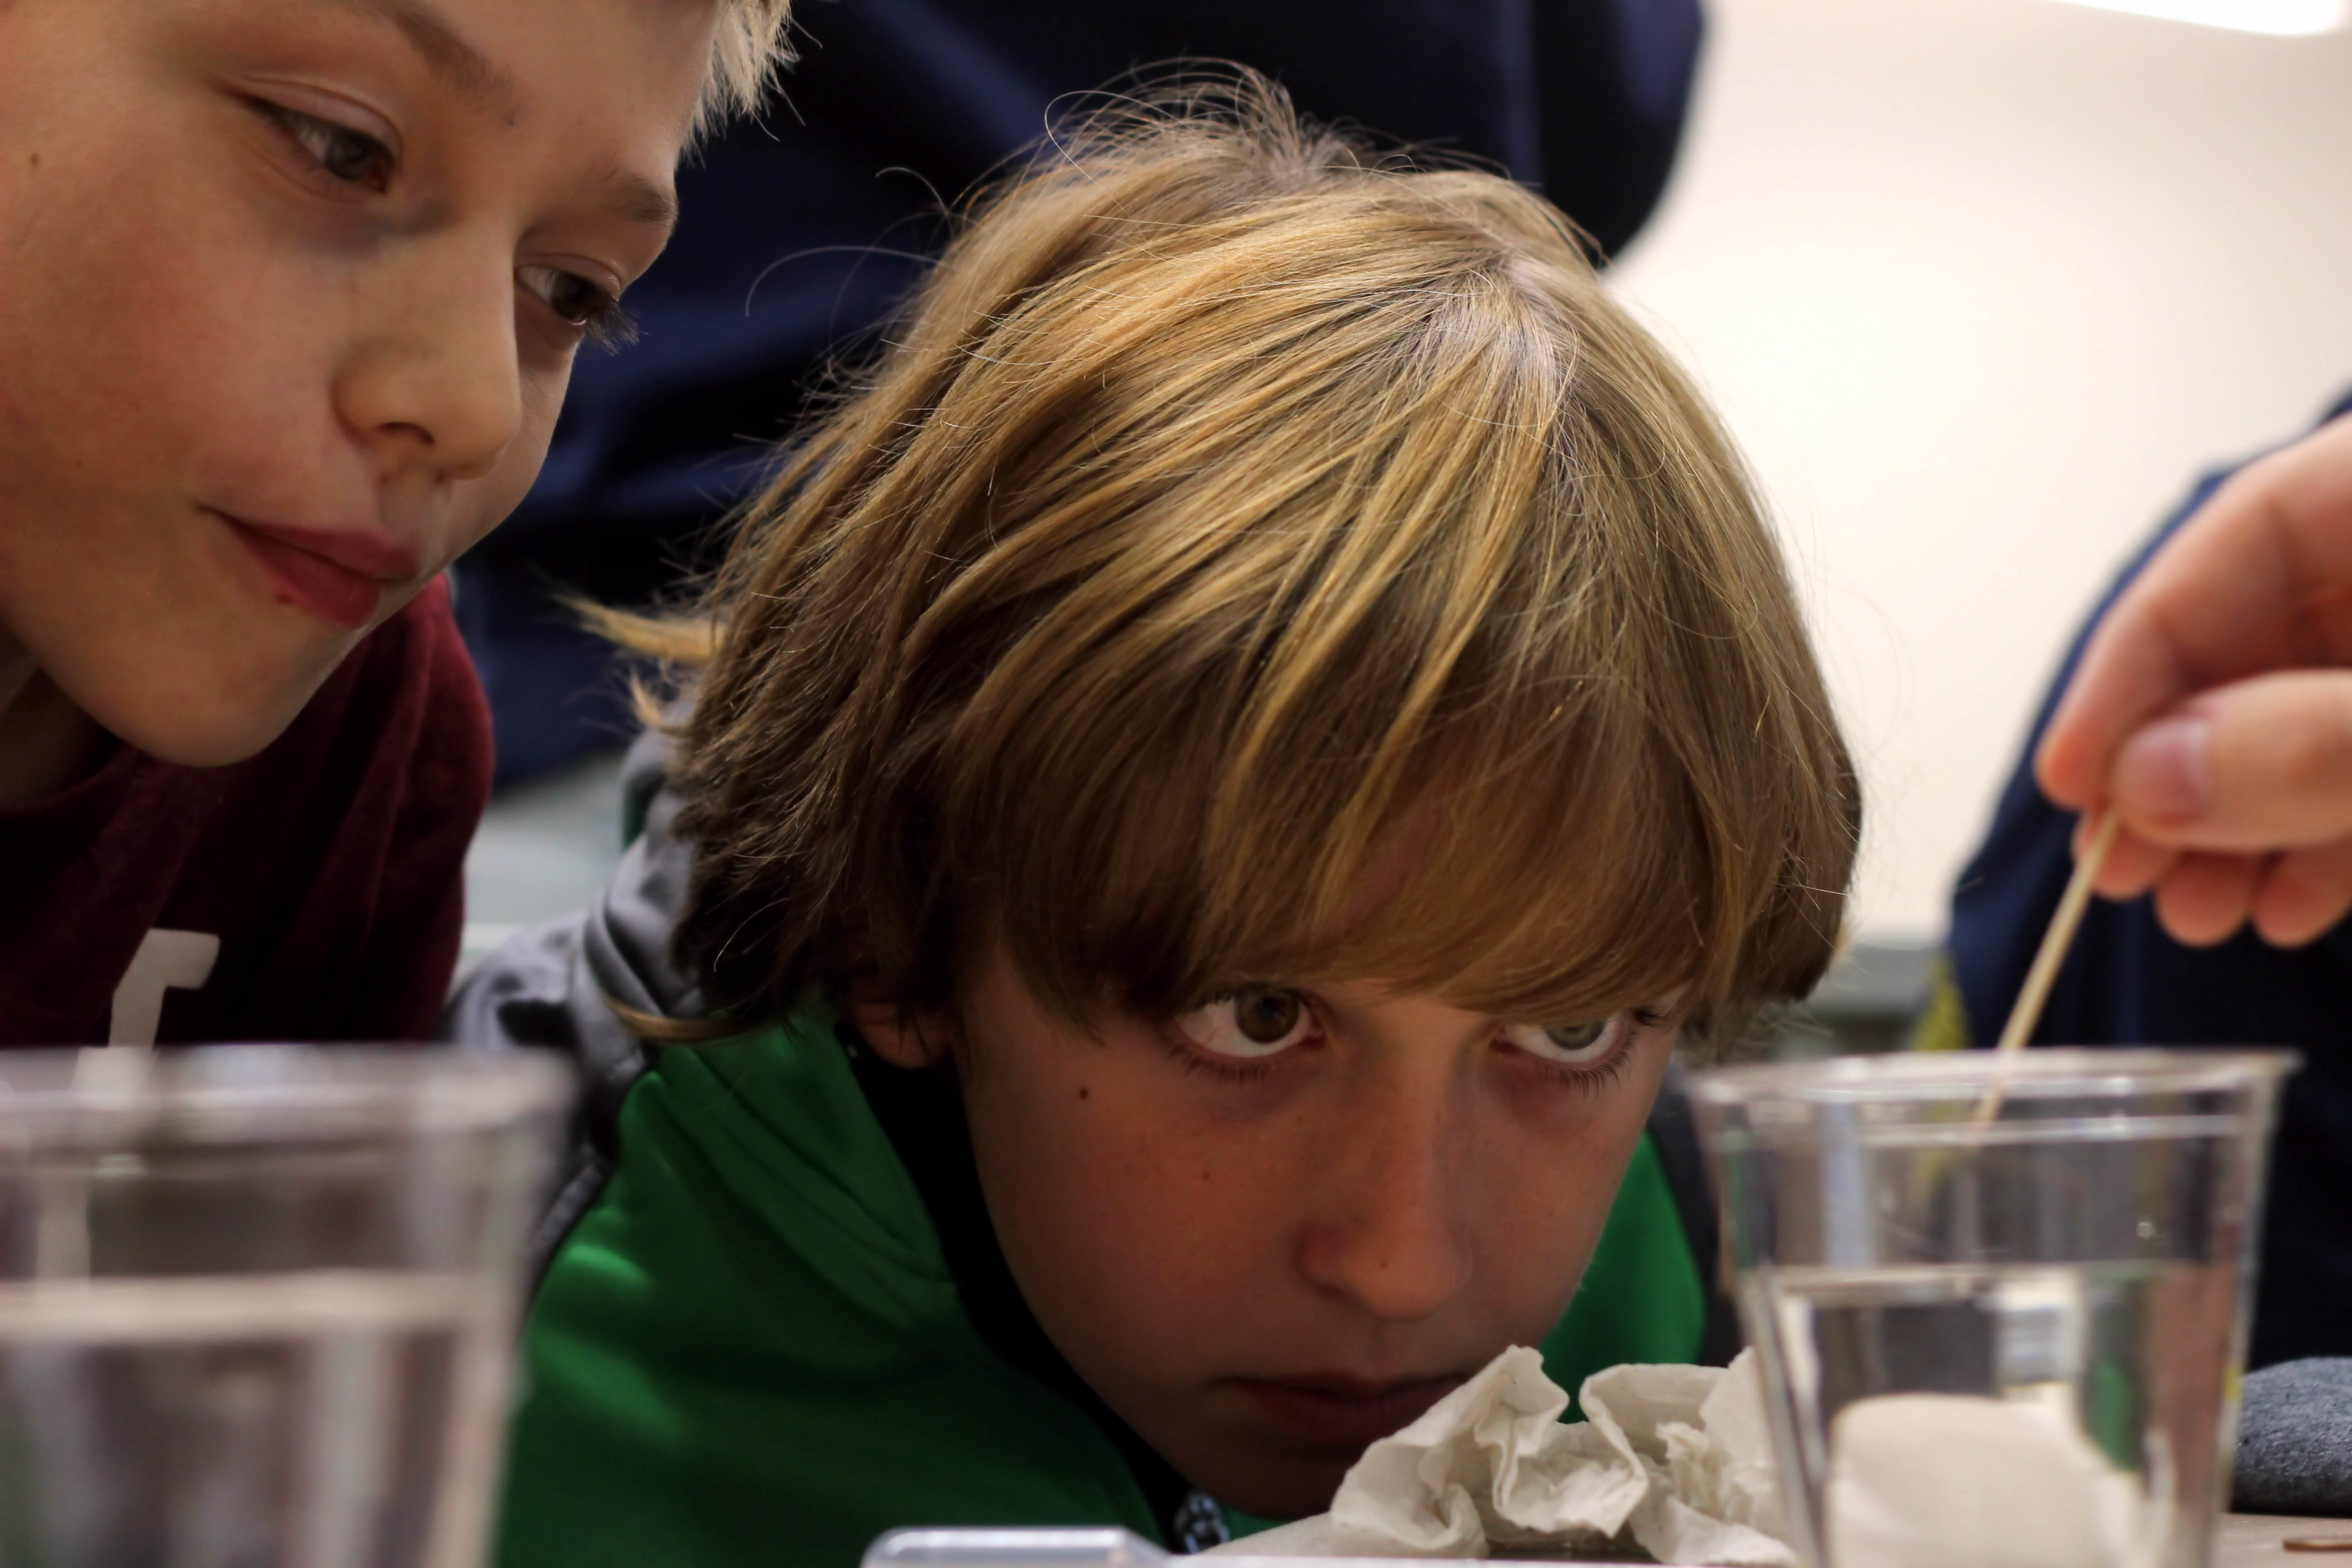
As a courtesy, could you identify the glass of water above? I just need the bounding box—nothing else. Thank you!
[1689,1049,2292,1568]
[0,1046,570,1568]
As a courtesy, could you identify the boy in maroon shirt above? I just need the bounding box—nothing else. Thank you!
[0,0,791,1044]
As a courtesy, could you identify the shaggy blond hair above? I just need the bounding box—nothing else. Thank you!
[704,0,794,129]
[654,75,1858,1050]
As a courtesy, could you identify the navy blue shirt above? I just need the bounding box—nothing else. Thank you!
[1949,387,2352,1370]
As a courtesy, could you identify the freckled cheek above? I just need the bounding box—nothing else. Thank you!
[11,189,238,453]
[494,372,568,490]
[980,1075,1186,1261]
[431,377,564,564]
[78,201,340,487]
[1471,1065,1672,1329]
[1453,1155,1604,1347]
[520,356,572,434]
[469,445,549,543]
[974,1067,1271,1348]
[1481,1138,1612,1283]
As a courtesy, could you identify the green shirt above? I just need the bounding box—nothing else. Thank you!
[497,1011,1707,1567]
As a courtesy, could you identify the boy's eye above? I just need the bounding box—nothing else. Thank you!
[519,267,610,326]
[517,266,637,347]
[1177,985,1316,1059]
[268,105,393,191]
[1502,1016,1628,1067]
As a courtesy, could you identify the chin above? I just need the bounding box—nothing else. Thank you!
[1189,1452,1352,1524]
[122,712,307,769]
[96,676,323,770]
[42,608,354,769]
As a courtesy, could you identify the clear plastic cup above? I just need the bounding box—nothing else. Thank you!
[1689,1050,2293,1568]
[0,1045,571,1568]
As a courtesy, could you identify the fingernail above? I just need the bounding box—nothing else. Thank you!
[2119,715,2210,823]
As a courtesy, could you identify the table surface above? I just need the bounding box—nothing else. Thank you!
[2222,1515,2352,1568]
[1213,1518,2347,1564]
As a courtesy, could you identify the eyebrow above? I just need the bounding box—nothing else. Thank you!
[587,165,681,234]
[323,0,676,243]
[335,0,524,122]
[328,0,677,238]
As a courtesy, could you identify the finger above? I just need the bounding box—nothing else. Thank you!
[2151,851,2263,947]
[2038,415,2352,808]
[2112,671,2352,851]
[2249,838,2352,947]
[2088,821,2177,900]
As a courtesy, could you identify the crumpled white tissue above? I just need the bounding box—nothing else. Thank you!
[1211,1346,1794,1563]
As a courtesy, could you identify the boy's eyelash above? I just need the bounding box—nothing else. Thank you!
[1531,1042,1637,1098]
[580,299,642,352]
[1166,1043,1288,1087]
[1157,994,1303,1086]
[519,267,642,351]
[250,99,393,193]
[1520,1007,1669,1097]
[1158,1004,1670,1091]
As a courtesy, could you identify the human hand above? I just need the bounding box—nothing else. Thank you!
[2037,414,2352,946]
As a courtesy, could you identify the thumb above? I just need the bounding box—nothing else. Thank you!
[2112,670,2352,852]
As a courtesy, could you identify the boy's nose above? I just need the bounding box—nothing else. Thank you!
[335,244,524,485]
[1294,1083,1475,1323]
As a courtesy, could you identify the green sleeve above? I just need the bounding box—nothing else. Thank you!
[496,1030,1161,1568]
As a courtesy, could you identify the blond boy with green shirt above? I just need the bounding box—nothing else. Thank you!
[496,78,1860,1562]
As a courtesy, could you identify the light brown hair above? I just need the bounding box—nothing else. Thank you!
[652,75,1858,1052]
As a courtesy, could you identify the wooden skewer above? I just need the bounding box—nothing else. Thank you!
[1973,810,2122,1125]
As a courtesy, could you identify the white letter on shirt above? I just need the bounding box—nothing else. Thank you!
[108,929,221,1046]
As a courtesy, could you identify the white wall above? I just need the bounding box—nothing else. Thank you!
[1607,0,2352,941]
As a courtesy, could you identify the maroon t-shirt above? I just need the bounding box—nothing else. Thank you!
[0,578,493,1045]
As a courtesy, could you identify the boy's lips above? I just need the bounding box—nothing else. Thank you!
[215,512,418,631]
[1230,1371,1465,1449]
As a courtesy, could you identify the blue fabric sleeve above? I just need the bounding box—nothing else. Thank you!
[1945,387,2352,1370]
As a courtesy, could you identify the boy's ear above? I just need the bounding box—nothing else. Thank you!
[847,975,956,1069]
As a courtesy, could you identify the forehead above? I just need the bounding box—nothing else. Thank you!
[326,0,527,121]
[314,0,709,147]
[311,0,706,218]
